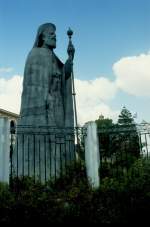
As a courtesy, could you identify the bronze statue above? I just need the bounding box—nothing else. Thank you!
[19,23,74,127]
[12,23,76,182]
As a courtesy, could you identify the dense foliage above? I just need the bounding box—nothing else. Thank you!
[0,159,150,224]
[96,108,140,174]
[95,114,113,128]
[0,107,148,224]
[118,106,135,125]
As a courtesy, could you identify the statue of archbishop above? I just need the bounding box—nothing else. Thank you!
[12,23,76,182]
[19,23,74,128]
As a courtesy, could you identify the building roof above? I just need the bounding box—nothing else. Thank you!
[0,108,19,120]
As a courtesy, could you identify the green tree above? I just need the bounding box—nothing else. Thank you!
[95,115,113,155]
[95,109,140,178]
[118,106,135,125]
[114,106,140,168]
[95,115,114,177]
[95,114,113,128]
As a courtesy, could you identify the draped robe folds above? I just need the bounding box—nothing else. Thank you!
[19,47,74,128]
[12,48,75,182]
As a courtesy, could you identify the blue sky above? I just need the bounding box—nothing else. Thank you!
[0,0,150,124]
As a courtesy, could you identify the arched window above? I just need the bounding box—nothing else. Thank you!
[10,120,16,134]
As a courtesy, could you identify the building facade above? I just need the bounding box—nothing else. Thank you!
[0,109,19,183]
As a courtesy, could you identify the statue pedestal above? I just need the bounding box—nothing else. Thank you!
[12,126,75,183]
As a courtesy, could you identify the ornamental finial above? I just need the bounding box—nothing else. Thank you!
[67,27,73,39]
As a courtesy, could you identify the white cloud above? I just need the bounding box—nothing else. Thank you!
[0,75,23,114]
[113,53,150,96]
[1,52,150,125]
[3,51,150,125]
[0,67,14,73]
[76,100,119,126]
[75,78,118,125]
[0,74,119,125]
[1,50,150,126]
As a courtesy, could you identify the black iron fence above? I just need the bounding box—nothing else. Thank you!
[10,125,85,185]
[98,124,150,179]
[9,122,150,187]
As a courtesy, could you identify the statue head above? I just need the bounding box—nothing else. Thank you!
[33,23,56,49]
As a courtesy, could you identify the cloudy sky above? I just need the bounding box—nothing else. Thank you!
[0,0,150,125]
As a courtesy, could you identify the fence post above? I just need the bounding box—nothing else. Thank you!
[0,117,10,183]
[84,121,100,189]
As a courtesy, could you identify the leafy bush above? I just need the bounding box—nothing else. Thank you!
[0,158,150,224]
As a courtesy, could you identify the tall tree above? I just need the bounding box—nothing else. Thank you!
[118,106,134,125]
[96,110,140,179]
[116,106,140,167]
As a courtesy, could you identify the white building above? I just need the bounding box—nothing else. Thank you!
[0,108,19,183]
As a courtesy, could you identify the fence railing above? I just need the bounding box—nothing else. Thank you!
[97,124,150,179]
[9,122,150,188]
[10,125,85,185]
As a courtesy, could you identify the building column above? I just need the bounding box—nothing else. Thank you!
[84,121,100,188]
[0,118,10,183]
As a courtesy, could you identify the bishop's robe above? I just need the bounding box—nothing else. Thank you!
[19,47,74,128]
[12,48,75,182]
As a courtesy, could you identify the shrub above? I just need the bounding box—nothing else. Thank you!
[0,158,150,224]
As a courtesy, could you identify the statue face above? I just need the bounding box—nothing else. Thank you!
[42,27,56,49]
